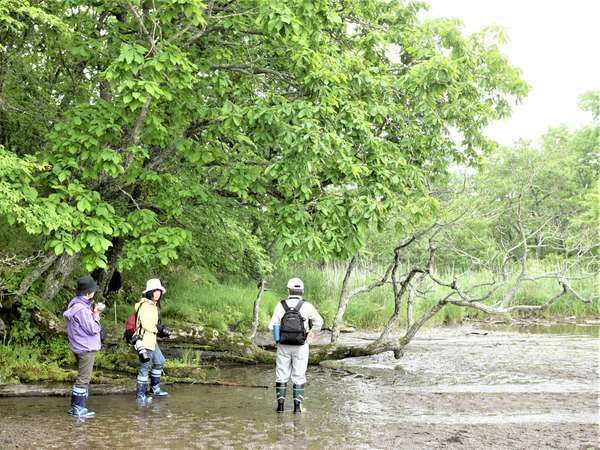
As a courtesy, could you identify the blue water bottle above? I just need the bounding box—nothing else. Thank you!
[273,324,281,343]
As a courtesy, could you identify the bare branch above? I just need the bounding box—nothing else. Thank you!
[0,252,44,269]
[127,2,155,53]
[118,187,141,210]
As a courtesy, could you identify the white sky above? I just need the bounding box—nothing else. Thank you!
[424,0,600,146]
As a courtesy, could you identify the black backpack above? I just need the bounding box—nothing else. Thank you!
[279,300,307,345]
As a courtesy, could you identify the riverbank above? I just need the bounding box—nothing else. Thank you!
[1,318,599,386]
[0,324,597,449]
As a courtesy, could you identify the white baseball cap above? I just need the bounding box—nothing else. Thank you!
[287,278,304,290]
[143,278,166,294]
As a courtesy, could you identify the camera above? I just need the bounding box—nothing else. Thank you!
[133,338,150,363]
[157,324,171,338]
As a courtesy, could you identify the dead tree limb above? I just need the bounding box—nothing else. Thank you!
[15,252,58,297]
[249,279,266,340]
[330,256,397,343]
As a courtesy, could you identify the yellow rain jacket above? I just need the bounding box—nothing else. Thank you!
[135,298,158,351]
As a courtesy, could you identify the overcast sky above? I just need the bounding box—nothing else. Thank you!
[424,0,599,146]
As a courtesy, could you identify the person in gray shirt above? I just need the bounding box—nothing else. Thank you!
[269,277,323,413]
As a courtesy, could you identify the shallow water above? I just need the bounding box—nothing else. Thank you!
[479,323,600,337]
[0,326,598,449]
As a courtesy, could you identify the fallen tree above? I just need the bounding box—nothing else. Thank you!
[317,185,598,363]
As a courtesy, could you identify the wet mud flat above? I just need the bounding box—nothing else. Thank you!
[0,326,598,449]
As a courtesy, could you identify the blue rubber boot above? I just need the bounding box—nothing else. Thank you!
[136,381,152,404]
[68,386,95,418]
[150,375,168,397]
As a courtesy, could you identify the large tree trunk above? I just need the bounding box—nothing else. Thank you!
[331,256,357,343]
[170,326,275,364]
[41,253,80,302]
[15,252,58,297]
[31,308,66,336]
[248,279,266,340]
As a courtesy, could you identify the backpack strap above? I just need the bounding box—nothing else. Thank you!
[134,302,145,336]
[281,299,304,311]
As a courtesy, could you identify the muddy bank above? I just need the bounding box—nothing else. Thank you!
[0,325,598,449]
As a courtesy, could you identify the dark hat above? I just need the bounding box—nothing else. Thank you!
[76,276,99,295]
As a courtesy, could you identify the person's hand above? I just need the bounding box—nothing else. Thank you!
[93,303,106,317]
[306,330,315,344]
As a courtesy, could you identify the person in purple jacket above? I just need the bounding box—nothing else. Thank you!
[63,275,104,418]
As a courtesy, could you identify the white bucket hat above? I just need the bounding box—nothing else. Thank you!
[287,278,304,291]
[144,278,166,294]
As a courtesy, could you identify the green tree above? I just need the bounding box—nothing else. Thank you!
[0,1,526,306]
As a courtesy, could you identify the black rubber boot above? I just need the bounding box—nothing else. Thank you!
[293,383,305,414]
[275,382,286,413]
[276,399,285,413]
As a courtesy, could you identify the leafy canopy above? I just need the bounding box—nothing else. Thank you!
[0,0,526,272]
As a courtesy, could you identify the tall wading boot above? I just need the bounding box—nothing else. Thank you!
[275,382,286,413]
[68,386,95,418]
[136,381,152,404]
[293,383,305,414]
[150,374,169,397]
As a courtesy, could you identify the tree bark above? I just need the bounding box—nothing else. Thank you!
[312,298,447,364]
[170,326,275,364]
[41,253,80,302]
[248,279,266,339]
[31,308,66,336]
[331,256,357,343]
[373,267,425,346]
[15,252,58,297]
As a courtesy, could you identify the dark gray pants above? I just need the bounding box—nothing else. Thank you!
[74,351,96,388]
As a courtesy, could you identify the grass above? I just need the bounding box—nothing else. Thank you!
[0,337,209,384]
[118,261,598,335]
[24,260,595,351]
[267,262,599,330]
[159,271,283,332]
[0,337,77,384]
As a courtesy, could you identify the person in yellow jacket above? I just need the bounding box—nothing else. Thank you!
[135,278,171,403]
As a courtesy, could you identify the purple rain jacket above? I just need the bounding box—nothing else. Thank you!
[63,295,101,354]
